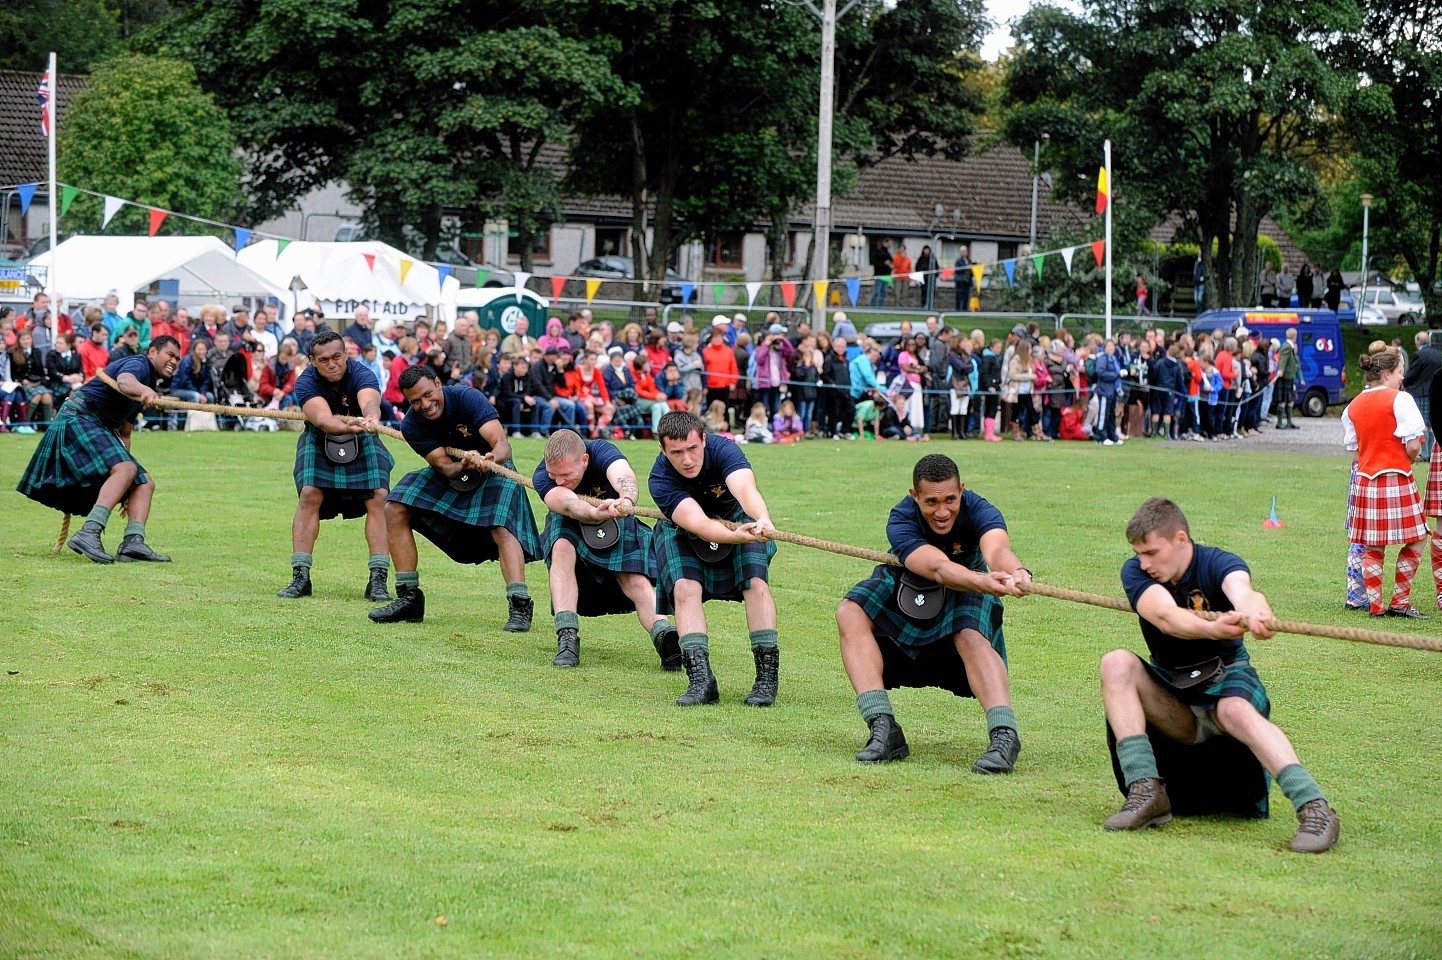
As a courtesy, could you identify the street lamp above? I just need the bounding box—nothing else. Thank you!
[1028,133,1050,251]
[1359,194,1373,314]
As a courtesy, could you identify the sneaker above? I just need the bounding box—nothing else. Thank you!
[972,727,1021,774]
[1104,777,1173,831]
[1102,439,1115,446]
[855,714,909,763]
[1289,799,1340,853]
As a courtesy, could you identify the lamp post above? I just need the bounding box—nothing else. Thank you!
[1358,194,1373,315]
[1028,134,1050,251]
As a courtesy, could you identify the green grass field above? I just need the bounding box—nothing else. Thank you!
[2,432,1439,959]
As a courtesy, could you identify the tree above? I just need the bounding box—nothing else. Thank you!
[58,54,241,234]
[1001,0,1359,310]
[0,0,119,73]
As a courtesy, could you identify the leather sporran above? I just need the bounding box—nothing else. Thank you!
[323,433,359,464]
[895,570,945,622]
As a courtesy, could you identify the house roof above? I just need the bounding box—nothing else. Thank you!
[1148,213,1310,271]
[0,69,86,186]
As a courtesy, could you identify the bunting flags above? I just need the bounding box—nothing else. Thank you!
[276,238,291,259]
[475,268,490,286]
[812,280,827,308]
[514,270,531,291]
[1090,240,1105,265]
[362,253,376,272]
[908,271,923,285]
[1095,167,1109,215]
[399,259,414,284]
[844,277,860,306]
[940,267,955,282]
[1061,246,1075,275]
[712,283,725,305]
[1032,255,1045,280]
[437,265,454,292]
[17,184,36,216]
[550,275,566,300]
[744,281,761,307]
[101,196,124,228]
[970,263,985,288]
[59,185,78,217]
[877,273,893,286]
[779,281,796,308]
[232,228,252,257]
[585,278,601,303]
[147,208,167,237]
[681,282,695,305]
[1002,260,1016,286]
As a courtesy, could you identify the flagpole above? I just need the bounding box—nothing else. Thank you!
[1103,139,1112,341]
[46,51,58,348]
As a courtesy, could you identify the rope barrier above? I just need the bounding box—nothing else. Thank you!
[66,376,1438,655]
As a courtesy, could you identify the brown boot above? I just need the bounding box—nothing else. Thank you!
[1289,799,1340,853]
[1103,777,1172,831]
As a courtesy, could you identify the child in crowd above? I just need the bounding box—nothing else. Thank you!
[743,402,773,444]
[791,340,819,435]
[772,398,804,444]
[1200,354,1221,440]
[1060,394,1091,440]
[674,333,705,395]
[704,399,732,438]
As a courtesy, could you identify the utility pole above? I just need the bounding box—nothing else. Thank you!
[804,0,861,330]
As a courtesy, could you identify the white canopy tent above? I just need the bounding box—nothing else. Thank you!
[30,236,290,316]
[238,240,461,325]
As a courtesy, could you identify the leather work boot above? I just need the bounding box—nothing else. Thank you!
[368,584,426,623]
[743,647,779,707]
[117,535,171,562]
[1289,799,1340,853]
[652,626,684,671]
[67,520,113,564]
[1104,777,1173,831]
[552,627,580,667]
[855,714,909,763]
[972,726,1022,774]
[676,648,719,706]
[364,568,392,603]
[277,567,312,598]
[503,595,534,632]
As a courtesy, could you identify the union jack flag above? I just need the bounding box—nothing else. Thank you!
[37,69,51,138]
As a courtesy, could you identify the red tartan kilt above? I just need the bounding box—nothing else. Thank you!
[1349,471,1428,545]
[1424,446,1442,518]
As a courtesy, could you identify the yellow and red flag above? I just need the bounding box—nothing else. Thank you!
[1095,167,1109,215]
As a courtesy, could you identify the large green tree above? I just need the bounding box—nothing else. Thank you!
[0,0,119,73]
[58,54,241,234]
[1002,0,1359,310]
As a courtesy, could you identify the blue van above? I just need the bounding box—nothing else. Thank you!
[1191,309,1345,416]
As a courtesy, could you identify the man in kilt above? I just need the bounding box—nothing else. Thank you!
[369,365,542,630]
[836,454,1028,772]
[1342,349,1430,619]
[279,330,394,602]
[17,336,181,563]
[1428,366,1442,610]
[648,410,779,707]
[533,429,681,669]
[1100,497,1340,853]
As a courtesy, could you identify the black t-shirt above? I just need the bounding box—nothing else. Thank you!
[293,358,379,417]
[887,491,1006,573]
[648,434,751,520]
[1122,544,1250,668]
[400,385,499,459]
[78,354,155,428]
[533,439,625,500]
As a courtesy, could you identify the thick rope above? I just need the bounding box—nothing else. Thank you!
[53,513,71,554]
[94,382,1440,654]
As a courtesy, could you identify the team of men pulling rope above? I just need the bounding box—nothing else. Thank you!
[23,330,1439,855]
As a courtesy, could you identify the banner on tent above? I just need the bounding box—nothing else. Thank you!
[320,298,428,320]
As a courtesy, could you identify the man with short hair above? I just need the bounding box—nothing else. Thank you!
[278,330,394,603]
[1403,329,1439,459]
[343,306,373,350]
[565,313,589,354]
[369,365,541,630]
[79,322,111,381]
[1274,327,1303,430]
[954,245,974,312]
[17,335,182,563]
[837,453,1028,768]
[444,314,474,370]
[112,301,152,349]
[648,411,779,706]
[24,291,57,351]
[534,429,680,668]
[108,326,142,363]
[926,323,955,436]
[500,316,538,365]
[1100,497,1340,853]
[870,237,894,307]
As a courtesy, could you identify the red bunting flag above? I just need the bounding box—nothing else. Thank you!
[362,253,376,272]
[148,208,168,237]
[940,267,955,282]
[1095,167,1109,215]
[1090,240,1105,265]
[779,281,796,308]
[550,276,567,301]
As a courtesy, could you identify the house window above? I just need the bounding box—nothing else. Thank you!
[508,229,551,262]
[595,227,628,258]
[707,232,743,269]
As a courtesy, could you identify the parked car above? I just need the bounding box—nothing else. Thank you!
[1359,286,1427,324]
[573,256,693,305]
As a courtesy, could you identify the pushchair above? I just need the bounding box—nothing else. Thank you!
[218,352,274,431]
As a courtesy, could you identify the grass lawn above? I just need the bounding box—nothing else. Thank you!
[1,432,1439,959]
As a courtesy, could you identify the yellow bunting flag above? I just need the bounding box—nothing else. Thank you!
[585,278,602,304]
[970,263,985,288]
[812,280,828,308]
[399,259,414,284]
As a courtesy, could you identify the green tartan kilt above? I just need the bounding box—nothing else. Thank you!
[543,512,654,617]
[15,395,150,516]
[652,516,776,616]
[1143,654,1271,717]
[844,564,1006,661]
[387,466,542,566]
[293,428,394,520]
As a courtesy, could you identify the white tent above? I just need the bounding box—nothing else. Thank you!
[238,239,461,325]
[30,236,290,315]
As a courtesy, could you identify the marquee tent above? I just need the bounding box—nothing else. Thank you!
[237,240,461,324]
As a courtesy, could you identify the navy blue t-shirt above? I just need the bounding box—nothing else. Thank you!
[887,490,1006,573]
[400,385,499,459]
[78,354,156,428]
[1122,544,1250,668]
[533,439,626,500]
[293,358,379,417]
[648,434,751,520]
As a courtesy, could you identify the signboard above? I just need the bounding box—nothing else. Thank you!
[0,267,27,294]
[319,298,429,322]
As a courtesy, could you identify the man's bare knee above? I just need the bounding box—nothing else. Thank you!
[673,579,702,603]
[1099,649,1140,687]
[1214,696,1261,733]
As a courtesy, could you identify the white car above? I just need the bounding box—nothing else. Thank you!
[1360,287,1427,324]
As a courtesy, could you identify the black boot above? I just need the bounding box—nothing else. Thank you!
[553,626,580,667]
[856,714,909,762]
[117,535,171,562]
[972,726,1022,774]
[743,647,779,706]
[277,567,312,598]
[676,648,719,706]
[652,625,683,671]
[369,584,425,623]
[950,415,961,440]
[364,568,392,602]
[67,520,113,564]
[503,594,534,632]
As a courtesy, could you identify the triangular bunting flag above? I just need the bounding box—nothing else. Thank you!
[1002,260,1016,286]
[878,273,893,286]
[812,280,828,307]
[148,208,168,237]
[585,278,601,304]
[550,275,566,300]
[276,238,291,259]
[970,263,985,288]
[102,196,124,229]
[59,185,79,218]
[1090,240,1105,265]
[1061,246,1076,275]
[514,271,531,291]
[845,277,860,306]
[681,282,695,305]
[779,282,796,309]
[940,267,955,282]
[908,271,923,285]
[362,253,376,272]
[232,228,252,256]
[437,265,454,291]
[475,268,490,287]
[16,184,37,216]
[1032,255,1045,281]
[399,259,414,284]
[744,281,762,307]
[712,283,725,305]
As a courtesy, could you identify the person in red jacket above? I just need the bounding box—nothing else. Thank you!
[383,336,419,408]
[567,350,610,438]
[77,315,112,382]
[632,353,667,436]
[257,341,301,409]
[702,321,739,412]
[1214,336,1239,438]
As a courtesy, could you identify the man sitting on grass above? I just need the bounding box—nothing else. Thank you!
[836,454,1028,771]
[1100,496,1340,853]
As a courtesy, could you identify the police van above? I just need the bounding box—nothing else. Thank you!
[1191,309,1345,417]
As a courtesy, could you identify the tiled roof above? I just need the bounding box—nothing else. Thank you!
[1149,213,1310,271]
[0,69,87,186]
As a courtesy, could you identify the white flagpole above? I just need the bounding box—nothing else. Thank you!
[1103,138,1112,341]
[46,51,58,348]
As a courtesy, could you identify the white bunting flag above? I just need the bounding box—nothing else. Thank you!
[908,271,923,285]
[1060,246,1076,276]
[744,282,761,308]
[102,196,124,229]
[513,271,531,291]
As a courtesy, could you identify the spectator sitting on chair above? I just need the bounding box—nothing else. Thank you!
[259,341,301,410]
[78,315,111,382]
[497,355,539,436]
[108,326,142,364]
[170,338,217,411]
